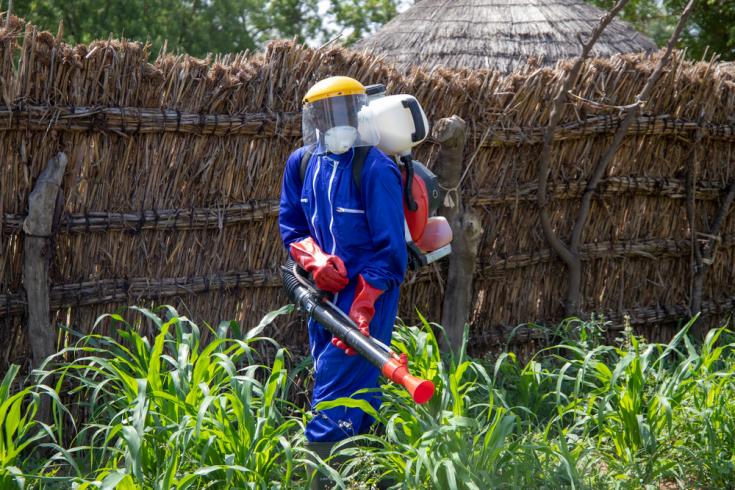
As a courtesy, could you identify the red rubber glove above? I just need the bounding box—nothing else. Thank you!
[289,237,348,293]
[332,275,383,355]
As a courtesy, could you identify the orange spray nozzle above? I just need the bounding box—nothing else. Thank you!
[381,357,435,404]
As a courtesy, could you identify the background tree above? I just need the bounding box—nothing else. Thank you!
[7,0,734,61]
[11,0,409,55]
[253,0,322,43]
[665,0,734,59]
[11,0,322,56]
[327,0,402,45]
[586,0,734,60]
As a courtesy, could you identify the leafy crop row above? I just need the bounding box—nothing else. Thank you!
[1,307,734,489]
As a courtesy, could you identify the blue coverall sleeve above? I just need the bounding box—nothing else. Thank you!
[279,149,310,249]
[360,153,408,291]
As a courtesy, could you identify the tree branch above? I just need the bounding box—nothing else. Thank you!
[692,180,735,313]
[556,0,698,315]
[570,0,697,254]
[685,116,706,313]
[536,0,632,311]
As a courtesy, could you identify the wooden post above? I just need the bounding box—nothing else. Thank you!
[433,116,482,353]
[23,152,66,369]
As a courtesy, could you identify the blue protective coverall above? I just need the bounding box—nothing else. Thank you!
[279,144,407,442]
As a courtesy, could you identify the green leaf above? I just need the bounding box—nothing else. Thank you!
[100,471,127,490]
[315,397,380,420]
[0,365,19,402]
[130,306,163,329]
[121,425,143,481]
[246,304,294,340]
[148,319,172,393]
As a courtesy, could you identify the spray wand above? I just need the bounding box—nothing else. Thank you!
[281,259,435,404]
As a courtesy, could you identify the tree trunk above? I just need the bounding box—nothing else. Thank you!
[433,116,481,354]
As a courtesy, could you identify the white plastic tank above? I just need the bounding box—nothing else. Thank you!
[363,94,430,156]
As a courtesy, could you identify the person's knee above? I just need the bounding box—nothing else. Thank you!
[306,405,373,442]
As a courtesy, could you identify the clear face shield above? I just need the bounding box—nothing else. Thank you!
[302,93,380,154]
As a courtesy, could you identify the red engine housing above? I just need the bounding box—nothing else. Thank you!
[401,171,429,244]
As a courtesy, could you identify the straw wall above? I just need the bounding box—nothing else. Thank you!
[1,18,734,370]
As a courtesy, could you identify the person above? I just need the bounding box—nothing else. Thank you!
[278,76,407,453]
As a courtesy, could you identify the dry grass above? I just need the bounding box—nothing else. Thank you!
[354,0,657,72]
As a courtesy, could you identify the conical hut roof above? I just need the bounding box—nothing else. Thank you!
[354,0,657,73]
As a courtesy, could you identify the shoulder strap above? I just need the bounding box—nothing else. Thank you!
[351,146,371,196]
[299,145,316,184]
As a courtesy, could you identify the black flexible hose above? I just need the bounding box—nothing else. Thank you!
[402,155,418,212]
[281,259,390,368]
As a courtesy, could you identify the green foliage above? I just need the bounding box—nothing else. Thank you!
[11,1,733,61]
[4,307,735,488]
[665,0,735,60]
[30,304,319,488]
[12,0,323,56]
[336,318,534,489]
[585,0,735,60]
[11,0,400,57]
[0,365,60,490]
[315,315,735,488]
[585,0,671,44]
[327,0,401,45]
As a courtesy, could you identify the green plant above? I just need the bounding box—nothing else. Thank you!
[0,364,61,490]
[323,316,577,489]
[544,317,735,487]
[672,326,735,488]
[5,308,735,489]
[32,305,320,489]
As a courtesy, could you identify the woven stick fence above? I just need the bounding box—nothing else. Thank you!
[1,17,734,370]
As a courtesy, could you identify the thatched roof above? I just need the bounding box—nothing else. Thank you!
[354,0,658,73]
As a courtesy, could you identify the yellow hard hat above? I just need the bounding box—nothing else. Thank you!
[303,76,366,104]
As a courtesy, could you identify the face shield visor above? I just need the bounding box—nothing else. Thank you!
[302,93,380,154]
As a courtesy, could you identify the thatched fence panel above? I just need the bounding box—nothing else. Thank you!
[1,17,734,370]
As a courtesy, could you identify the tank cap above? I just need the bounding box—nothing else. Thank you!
[365,84,386,96]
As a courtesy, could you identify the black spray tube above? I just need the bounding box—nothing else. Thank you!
[281,258,434,403]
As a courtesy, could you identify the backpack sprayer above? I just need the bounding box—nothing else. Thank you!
[366,84,453,270]
[284,84,451,404]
